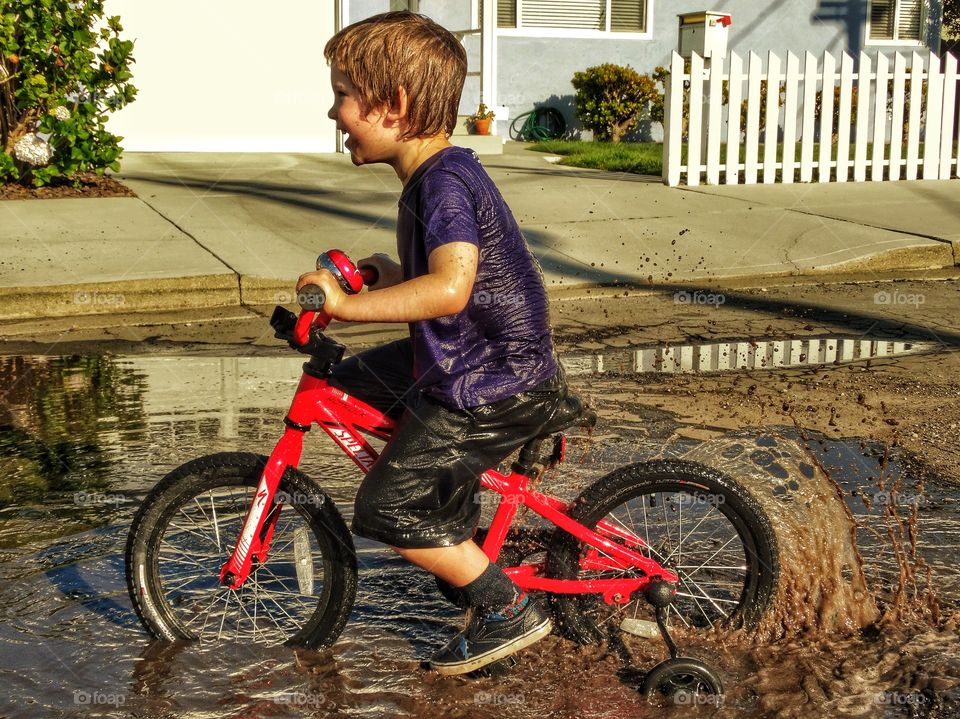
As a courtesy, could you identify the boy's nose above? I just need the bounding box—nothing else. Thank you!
[327,105,337,121]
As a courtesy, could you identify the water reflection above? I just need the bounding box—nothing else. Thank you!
[0,356,145,517]
[0,353,956,718]
[561,336,939,375]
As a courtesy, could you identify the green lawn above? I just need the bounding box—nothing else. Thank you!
[529,140,663,175]
[529,140,959,180]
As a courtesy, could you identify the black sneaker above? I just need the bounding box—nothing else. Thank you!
[429,597,553,676]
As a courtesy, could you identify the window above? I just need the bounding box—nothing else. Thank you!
[497,0,650,35]
[868,0,924,42]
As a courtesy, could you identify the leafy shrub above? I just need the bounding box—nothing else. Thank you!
[571,63,658,143]
[0,0,136,186]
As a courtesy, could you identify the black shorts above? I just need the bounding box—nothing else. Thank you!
[328,339,567,549]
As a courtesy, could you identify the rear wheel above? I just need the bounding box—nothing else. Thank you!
[125,453,357,648]
[546,459,779,644]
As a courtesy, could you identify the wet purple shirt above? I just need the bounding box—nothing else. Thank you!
[397,146,557,409]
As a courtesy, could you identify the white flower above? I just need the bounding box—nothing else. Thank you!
[50,106,70,121]
[13,133,54,166]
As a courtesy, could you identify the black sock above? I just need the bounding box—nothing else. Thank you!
[458,562,521,615]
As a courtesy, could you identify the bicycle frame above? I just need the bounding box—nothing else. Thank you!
[219,368,678,602]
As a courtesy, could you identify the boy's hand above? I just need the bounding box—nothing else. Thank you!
[296,269,346,318]
[357,253,402,289]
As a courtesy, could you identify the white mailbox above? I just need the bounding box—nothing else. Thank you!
[678,11,731,60]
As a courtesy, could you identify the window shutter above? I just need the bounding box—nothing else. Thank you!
[611,0,646,32]
[897,0,923,40]
[870,0,895,39]
[521,0,606,30]
[498,0,517,28]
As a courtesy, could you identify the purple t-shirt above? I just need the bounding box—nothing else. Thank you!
[397,146,557,409]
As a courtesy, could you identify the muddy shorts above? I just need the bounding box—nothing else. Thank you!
[328,339,567,549]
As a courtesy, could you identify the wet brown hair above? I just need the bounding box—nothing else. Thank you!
[324,11,467,140]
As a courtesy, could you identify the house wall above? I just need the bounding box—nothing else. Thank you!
[346,0,944,142]
[105,0,337,151]
[495,0,944,140]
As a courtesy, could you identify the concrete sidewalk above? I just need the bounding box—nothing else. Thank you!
[0,142,956,320]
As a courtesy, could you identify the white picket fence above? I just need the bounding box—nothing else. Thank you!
[662,49,960,186]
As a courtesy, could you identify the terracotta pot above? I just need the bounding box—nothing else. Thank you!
[473,118,492,135]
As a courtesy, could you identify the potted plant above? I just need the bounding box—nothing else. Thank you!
[469,103,495,135]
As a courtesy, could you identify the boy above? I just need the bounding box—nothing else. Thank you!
[296,11,572,675]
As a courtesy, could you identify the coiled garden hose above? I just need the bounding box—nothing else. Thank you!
[509,107,566,142]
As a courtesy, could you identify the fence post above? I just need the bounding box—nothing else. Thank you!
[871,53,889,181]
[818,51,836,183]
[800,51,817,183]
[663,51,684,187]
[853,52,872,182]
[725,52,744,185]
[782,52,799,184]
[836,52,854,182]
[763,51,781,184]
[905,52,924,181]
[939,52,958,180]
[922,51,944,180]
[688,52,705,187]
[744,52,762,184]
[889,53,907,181]
[706,54,724,185]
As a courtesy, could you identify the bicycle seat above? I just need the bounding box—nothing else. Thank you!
[538,391,596,438]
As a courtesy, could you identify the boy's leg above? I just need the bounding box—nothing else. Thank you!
[328,338,417,419]
[351,369,569,674]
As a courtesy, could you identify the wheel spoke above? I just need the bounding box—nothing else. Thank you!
[551,470,774,640]
[145,477,337,646]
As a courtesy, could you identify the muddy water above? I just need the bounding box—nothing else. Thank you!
[0,354,958,718]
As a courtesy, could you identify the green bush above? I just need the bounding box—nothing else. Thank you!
[0,0,136,186]
[571,63,658,143]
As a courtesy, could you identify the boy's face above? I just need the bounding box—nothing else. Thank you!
[328,65,396,166]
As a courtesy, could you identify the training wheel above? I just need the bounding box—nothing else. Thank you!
[641,657,724,704]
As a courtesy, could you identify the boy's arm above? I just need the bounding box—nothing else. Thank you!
[296,242,478,323]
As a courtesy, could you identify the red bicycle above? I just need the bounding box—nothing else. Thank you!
[125,251,779,698]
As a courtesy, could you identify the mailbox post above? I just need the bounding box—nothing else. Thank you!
[675,12,731,181]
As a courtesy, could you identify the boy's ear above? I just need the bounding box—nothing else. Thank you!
[384,85,409,124]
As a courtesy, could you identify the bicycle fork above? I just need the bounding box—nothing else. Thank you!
[219,428,305,590]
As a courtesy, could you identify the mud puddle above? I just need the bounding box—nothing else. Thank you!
[0,353,957,718]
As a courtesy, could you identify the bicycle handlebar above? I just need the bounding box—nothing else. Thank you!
[290,252,380,346]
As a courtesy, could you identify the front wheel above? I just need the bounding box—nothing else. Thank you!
[546,459,779,644]
[125,452,357,648]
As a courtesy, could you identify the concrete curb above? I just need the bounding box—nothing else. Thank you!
[4,253,958,322]
[0,275,238,321]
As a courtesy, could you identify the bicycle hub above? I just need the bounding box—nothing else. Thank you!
[644,578,677,608]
